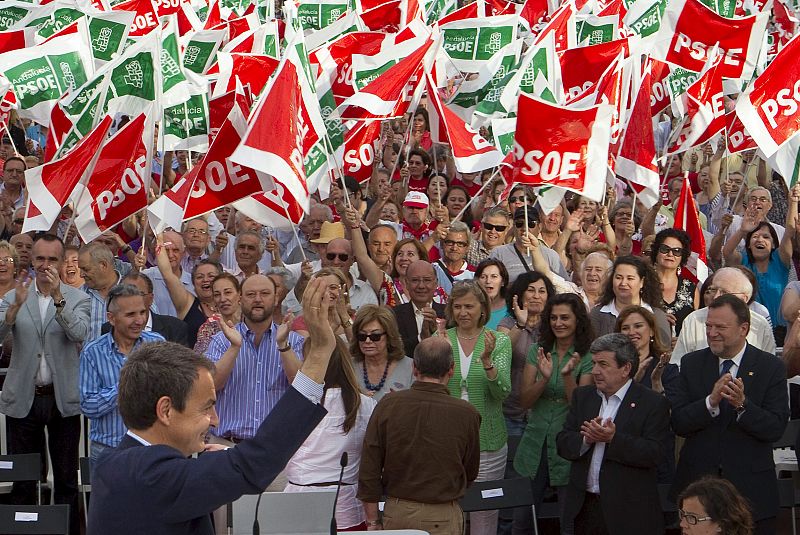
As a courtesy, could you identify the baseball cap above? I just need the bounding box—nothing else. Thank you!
[403,191,429,209]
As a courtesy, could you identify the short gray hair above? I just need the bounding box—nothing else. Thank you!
[107,283,145,313]
[581,252,613,271]
[446,220,472,246]
[235,230,265,255]
[746,187,772,203]
[81,242,115,266]
[265,266,297,291]
[589,333,639,378]
[714,267,754,301]
[483,206,511,221]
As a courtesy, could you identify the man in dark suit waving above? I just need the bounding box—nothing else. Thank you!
[557,333,670,534]
[669,294,788,535]
[392,260,446,357]
[87,277,336,535]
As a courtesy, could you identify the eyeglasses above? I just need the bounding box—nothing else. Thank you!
[678,510,713,526]
[12,219,23,225]
[749,196,770,203]
[443,239,468,248]
[326,252,350,262]
[357,332,386,342]
[482,223,508,232]
[0,256,14,264]
[705,287,748,299]
[185,228,208,235]
[508,196,527,203]
[657,244,684,257]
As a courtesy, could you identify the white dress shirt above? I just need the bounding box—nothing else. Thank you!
[33,280,53,386]
[586,379,633,494]
[705,344,746,417]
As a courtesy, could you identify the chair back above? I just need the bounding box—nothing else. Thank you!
[0,504,69,534]
[775,419,800,449]
[0,454,40,483]
[459,478,534,512]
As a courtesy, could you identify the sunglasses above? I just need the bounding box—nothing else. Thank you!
[357,332,386,342]
[515,220,534,228]
[657,244,683,257]
[326,253,350,262]
[482,223,508,232]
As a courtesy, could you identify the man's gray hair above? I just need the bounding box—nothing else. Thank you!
[746,187,772,204]
[309,202,333,219]
[446,220,472,246]
[82,242,115,266]
[581,252,613,271]
[235,230,265,255]
[265,266,297,291]
[483,206,511,221]
[181,217,209,232]
[714,267,754,301]
[107,283,145,313]
[589,333,639,378]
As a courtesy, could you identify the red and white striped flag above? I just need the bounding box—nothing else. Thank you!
[673,177,708,283]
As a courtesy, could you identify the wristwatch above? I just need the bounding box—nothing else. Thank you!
[54,298,66,309]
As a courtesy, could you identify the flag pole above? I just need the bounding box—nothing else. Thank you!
[524,195,530,257]
[453,167,501,221]
[280,197,307,262]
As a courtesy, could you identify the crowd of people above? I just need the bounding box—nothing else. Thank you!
[0,108,797,535]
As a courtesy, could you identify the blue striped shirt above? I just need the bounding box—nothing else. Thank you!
[79,330,165,446]
[205,322,304,439]
[82,273,121,343]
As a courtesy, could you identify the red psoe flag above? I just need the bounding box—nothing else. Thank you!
[673,177,708,284]
[23,116,113,233]
[511,93,613,202]
[667,58,726,154]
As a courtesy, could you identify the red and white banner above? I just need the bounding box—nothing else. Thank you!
[310,31,386,105]
[673,176,708,283]
[23,116,113,233]
[559,39,628,102]
[649,58,673,119]
[211,53,280,98]
[736,32,800,156]
[426,73,503,173]
[233,186,306,230]
[668,58,725,154]
[616,63,660,208]
[75,112,152,242]
[342,121,382,183]
[511,93,613,202]
[534,1,576,52]
[114,0,160,37]
[652,0,767,80]
[773,0,798,53]
[147,166,197,233]
[726,112,757,153]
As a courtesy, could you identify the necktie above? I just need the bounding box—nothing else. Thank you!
[719,359,734,415]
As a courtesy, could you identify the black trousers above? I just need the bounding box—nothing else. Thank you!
[574,492,610,535]
[7,393,81,534]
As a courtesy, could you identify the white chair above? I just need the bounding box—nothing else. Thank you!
[230,490,335,535]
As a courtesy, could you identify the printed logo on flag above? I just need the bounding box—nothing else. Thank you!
[0,5,29,31]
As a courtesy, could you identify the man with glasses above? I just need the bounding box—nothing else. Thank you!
[669,295,788,535]
[393,260,446,358]
[79,243,123,342]
[1,156,26,210]
[80,284,165,463]
[434,221,475,293]
[181,218,211,274]
[0,233,90,535]
[320,238,377,312]
[671,267,776,367]
[467,207,511,266]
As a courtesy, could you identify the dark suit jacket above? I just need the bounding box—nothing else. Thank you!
[392,301,446,357]
[87,387,326,535]
[101,313,189,346]
[668,344,789,521]
[557,382,670,535]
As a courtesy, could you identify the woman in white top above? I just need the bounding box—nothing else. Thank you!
[284,338,377,530]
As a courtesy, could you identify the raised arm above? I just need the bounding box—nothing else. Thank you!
[779,185,800,267]
[343,207,385,294]
[154,233,194,319]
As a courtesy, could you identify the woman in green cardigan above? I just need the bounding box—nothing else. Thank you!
[445,281,512,535]
[513,293,595,534]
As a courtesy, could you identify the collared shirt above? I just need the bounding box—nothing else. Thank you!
[586,379,633,493]
[705,344,747,417]
[412,301,428,342]
[205,322,305,439]
[145,312,152,332]
[33,279,53,385]
[82,272,122,343]
[181,253,208,276]
[599,300,654,318]
[466,239,491,267]
[488,242,569,285]
[141,266,195,318]
[433,260,475,294]
[80,331,165,447]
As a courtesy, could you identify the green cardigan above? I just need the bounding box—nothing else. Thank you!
[446,328,512,452]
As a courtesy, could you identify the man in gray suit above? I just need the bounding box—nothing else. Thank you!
[0,233,90,534]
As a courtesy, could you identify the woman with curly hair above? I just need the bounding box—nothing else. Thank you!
[650,228,698,335]
[513,293,595,533]
[678,476,754,535]
[589,255,671,344]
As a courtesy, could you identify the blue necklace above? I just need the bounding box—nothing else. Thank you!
[363,360,390,395]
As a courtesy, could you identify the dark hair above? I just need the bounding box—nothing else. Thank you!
[539,293,594,356]
[337,175,361,196]
[505,271,556,316]
[122,272,154,294]
[350,304,405,362]
[444,185,473,226]
[475,259,509,300]
[651,228,691,266]
[390,238,428,278]
[615,306,670,356]
[192,259,223,281]
[2,156,25,171]
[598,255,663,309]
[509,185,534,203]
[708,294,751,326]
[32,233,65,258]
[589,333,639,378]
[744,221,779,264]
[317,337,361,433]
[118,342,215,430]
[407,148,431,178]
[413,108,430,131]
[698,272,715,308]
[678,476,754,535]
[413,337,453,378]
[609,200,641,231]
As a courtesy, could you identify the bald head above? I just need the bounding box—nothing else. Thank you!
[413,336,454,382]
[407,259,435,279]
[322,238,353,272]
[710,267,753,302]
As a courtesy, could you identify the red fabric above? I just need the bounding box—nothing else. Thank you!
[407,177,428,193]
[449,178,481,197]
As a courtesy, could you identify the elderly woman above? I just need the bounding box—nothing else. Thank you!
[589,255,671,343]
[514,293,594,533]
[609,199,640,256]
[61,244,85,288]
[445,281,512,535]
[476,259,510,330]
[194,273,241,355]
[467,207,512,266]
[351,304,413,400]
[651,228,698,334]
[433,220,475,293]
[678,477,754,535]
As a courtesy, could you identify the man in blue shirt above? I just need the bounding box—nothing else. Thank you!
[80,284,164,463]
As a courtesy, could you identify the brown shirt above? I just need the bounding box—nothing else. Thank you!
[357,381,481,504]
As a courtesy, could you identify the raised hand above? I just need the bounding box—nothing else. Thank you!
[512,295,529,326]
[565,209,583,233]
[219,319,243,348]
[13,272,31,305]
[560,352,582,376]
[482,330,496,359]
[634,356,654,383]
[537,347,553,379]
[276,312,295,348]
[302,277,337,364]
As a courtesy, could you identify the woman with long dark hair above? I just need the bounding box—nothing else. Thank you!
[650,228,698,335]
[284,338,377,530]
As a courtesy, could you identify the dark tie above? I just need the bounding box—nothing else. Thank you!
[719,359,734,415]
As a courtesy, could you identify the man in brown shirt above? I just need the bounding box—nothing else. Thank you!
[358,336,481,534]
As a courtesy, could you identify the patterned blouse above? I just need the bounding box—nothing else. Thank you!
[663,277,696,335]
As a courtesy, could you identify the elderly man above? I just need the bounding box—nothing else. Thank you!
[557,333,671,534]
[79,243,123,342]
[358,336,480,534]
[230,229,265,281]
[467,207,511,266]
[181,218,211,274]
[393,260,446,358]
[286,203,330,263]
[671,267,775,366]
[668,295,788,535]
[1,156,26,210]
[141,230,194,316]
[0,234,90,534]
[218,212,273,273]
[10,232,32,276]
[80,284,165,462]
[434,220,475,293]
[367,224,398,275]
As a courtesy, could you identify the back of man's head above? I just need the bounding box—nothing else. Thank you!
[413,337,453,381]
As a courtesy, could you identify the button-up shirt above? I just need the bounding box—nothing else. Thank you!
[79,331,165,446]
[205,322,305,439]
[82,272,121,343]
[705,344,746,417]
[586,379,633,493]
[141,266,195,318]
[33,280,53,385]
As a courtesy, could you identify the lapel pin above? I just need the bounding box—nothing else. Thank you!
[748,372,754,376]
[630,402,636,408]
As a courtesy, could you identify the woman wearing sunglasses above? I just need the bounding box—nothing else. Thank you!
[650,228,698,335]
[350,304,413,401]
[444,281,511,535]
[677,476,754,535]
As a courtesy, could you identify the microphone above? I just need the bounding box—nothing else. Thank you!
[330,451,348,535]
[252,492,263,535]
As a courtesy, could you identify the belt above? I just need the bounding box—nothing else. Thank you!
[34,384,54,396]
[288,480,353,487]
